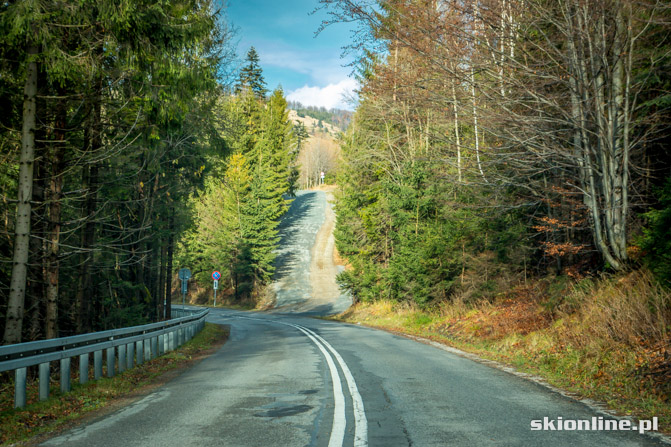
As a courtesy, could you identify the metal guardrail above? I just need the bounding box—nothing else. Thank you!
[0,308,209,408]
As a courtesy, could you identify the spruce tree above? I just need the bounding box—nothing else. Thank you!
[236,47,268,99]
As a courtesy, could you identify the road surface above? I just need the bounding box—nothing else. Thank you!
[272,190,351,315]
[43,190,668,446]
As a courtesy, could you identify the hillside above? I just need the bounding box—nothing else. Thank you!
[287,101,352,131]
[289,110,342,189]
[288,109,341,137]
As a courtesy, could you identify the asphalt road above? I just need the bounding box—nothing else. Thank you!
[42,191,669,446]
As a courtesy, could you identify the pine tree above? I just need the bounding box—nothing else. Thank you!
[177,89,297,298]
[236,47,267,99]
[1,0,229,340]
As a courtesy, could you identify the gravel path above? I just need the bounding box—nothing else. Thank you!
[271,190,351,315]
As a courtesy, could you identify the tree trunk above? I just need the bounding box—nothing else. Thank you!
[470,67,486,183]
[26,156,46,341]
[75,164,97,333]
[148,239,158,321]
[158,243,167,320]
[75,80,101,334]
[4,44,38,345]
[164,208,175,319]
[451,82,462,183]
[45,98,67,339]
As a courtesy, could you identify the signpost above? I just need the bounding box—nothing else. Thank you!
[212,271,221,307]
[178,268,191,312]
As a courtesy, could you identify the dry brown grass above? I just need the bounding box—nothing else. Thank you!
[333,268,671,432]
[563,270,670,349]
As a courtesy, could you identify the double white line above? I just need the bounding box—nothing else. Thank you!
[286,322,367,447]
[232,316,367,447]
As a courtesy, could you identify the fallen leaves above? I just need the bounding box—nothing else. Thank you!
[634,337,671,401]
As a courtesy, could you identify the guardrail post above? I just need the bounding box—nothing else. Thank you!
[60,358,71,393]
[94,350,103,380]
[151,336,157,359]
[39,362,50,401]
[118,345,126,373]
[106,347,115,378]
[0,310,208,409]
[15,367,27,408]
[80,353,89,384]
[127,342,134,369]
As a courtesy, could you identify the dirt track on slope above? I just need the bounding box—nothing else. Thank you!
[309,190,342,306]
[271,188,351,315]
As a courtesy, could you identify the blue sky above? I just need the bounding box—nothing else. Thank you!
[225,0,358,110]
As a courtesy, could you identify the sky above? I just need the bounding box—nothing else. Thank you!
[225,0,358,111]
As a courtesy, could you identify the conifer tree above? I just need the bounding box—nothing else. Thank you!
[1,0,230,341]
[236,47,268,99]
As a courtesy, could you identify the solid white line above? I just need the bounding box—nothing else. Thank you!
[291,325,347,447]
[298,326,368,447]
[230,316,348,447]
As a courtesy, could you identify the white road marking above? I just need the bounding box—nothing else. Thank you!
[297,325,368,447]
[228,315,368,446]
[290,324,347,447]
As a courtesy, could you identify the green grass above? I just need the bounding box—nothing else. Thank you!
[0,323,228,446]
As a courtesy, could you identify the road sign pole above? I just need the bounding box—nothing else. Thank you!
[180,279,187,312]
[211,271,221,308]
[178,268,191,315]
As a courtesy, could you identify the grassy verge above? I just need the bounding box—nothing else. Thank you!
[0,323,228,446]
[333,270,670,435]
[172,281,272,311]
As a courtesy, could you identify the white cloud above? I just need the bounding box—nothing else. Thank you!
[287,79,358,110]
[258,46,350,85]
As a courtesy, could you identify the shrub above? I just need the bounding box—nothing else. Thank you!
[640,177,671,287]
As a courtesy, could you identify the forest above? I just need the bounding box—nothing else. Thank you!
[1,0,670,350]
[0,1,298,344]
[319,0,671,305]
[323,1,671,412]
